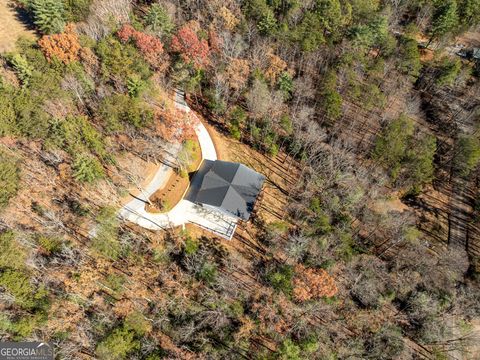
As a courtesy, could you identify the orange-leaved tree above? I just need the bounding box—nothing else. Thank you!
[208,28,221,54]
[225,58,250,91]
[38,23,81,64]
[293,264,338,302]
[155,107,196,143]
[264,51,288,84]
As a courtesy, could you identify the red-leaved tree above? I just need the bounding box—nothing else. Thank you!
[117,24,166,69]
[170,25,210,69]
[117,24,136,42]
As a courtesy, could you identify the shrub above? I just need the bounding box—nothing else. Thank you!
[13,91,51,138]
[277,71,293,97]
[36,234,63,255]
[435,58,462,86]
[454,135,480,177]
[124,311,152,336]
[47,116,106,159]
[30,0,66,34]
[64,0,92,22]
[372,115,414,177]
[0,152,20,210]
[367,325,405,359]
[399,37,422,78]
[265,136,279,156]
[308,198,332,235]
[0,90,17,136]
[95,36,151,81]
[184,236,199,255]
[280,114,293,135]
[96,327,140,360]
[9,54,33,86]
[229,125,241,140]
[91,207,120,260]
[126,76,147,98]
[267,221,289,236]
[102,273,125,296]
[197,262,217,285]
[229,106,247,127]
[0,231,27,270]
[205,88,227,115]
[177,139,200,172]
[72,154,104,183]
[266,264,294,295]
[277,339,301,360]
[257,11,277,35]
[300,334,320,354]
[0,269,49,311]
[144,4,173,35]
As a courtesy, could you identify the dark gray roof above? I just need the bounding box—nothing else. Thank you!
[473,48,480,59]
[185,160,265,220]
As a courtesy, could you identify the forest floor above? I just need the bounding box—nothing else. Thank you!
[0,1,35,53]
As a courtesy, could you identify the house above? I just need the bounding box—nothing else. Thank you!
[186,160,266,224]
[458,47,480,61]
[472,48,480,60]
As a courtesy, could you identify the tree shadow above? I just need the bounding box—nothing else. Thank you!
[9,3,36,32]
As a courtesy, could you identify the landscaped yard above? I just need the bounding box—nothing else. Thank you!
[146,136,202,213]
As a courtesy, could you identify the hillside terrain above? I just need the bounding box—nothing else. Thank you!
[0,0,480,359]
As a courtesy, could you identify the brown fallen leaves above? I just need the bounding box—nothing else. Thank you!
[293,264,338,302]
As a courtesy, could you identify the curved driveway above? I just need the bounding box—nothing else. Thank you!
[119,94,238,238]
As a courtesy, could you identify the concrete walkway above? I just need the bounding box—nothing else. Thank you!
[119,92,238,239]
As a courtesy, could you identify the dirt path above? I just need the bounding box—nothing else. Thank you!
[0,1,35,53]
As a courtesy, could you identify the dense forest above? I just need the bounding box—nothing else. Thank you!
[0,0,480,359]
